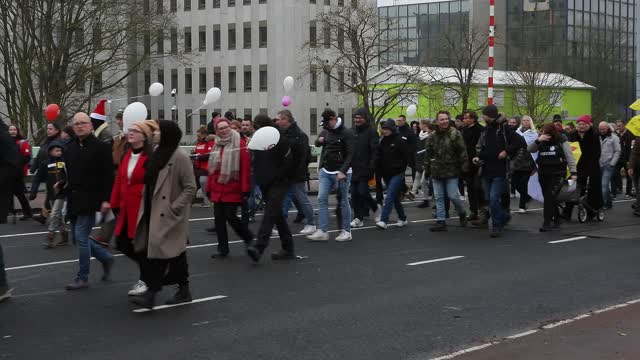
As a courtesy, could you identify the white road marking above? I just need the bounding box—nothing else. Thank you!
[505,329,539,339]
[407,256,464,266]
[548,236,588,244]
[429,343,496,360]
[133,295,227,313]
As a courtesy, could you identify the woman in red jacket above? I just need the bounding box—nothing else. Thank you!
[8,124,33,220]
[207,118,253,259]
[192,126,214,207]
[108,120,158,296]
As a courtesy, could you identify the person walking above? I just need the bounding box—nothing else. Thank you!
[246,115,297,262]
[30,122,61,223]
[598,122,621,209]
[415,119,433,208]
[108,120,157,297]
[90,100,115,142]
[528,124,577,232]
[627,136,640,216]
[424,111,469,232]
[207,118,254,259]
[64,113,115,290]
[193,126,214,208]
[614,120,634,199]
[508,118,534,213]
[350,108,379,228]
[374,119,410,229]
[461,111,486,223]
[130,120,196,309]
[7,124,33,221]
[307,110,355,242]
[0,120,20,301]
[396,114,417,200]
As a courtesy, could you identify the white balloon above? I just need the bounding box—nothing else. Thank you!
[407,104,417,117]
[248,126,280,151]
[283,76,294,93]
[149,82,164,96]
[204,87,222,105]
[123,102,148,131]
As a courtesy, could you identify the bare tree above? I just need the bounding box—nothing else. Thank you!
[0,0,179,141]
[302,0,423,123]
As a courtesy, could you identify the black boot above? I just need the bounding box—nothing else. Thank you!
[246,245,262,263]
[539,222,552,232]
[293,213,305,224]
[430,221,447,232]
[417,200,430,208]
[271,250,296,261]
[131,290,157,309]
[165,284,193,305]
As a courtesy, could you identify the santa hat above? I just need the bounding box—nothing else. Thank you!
[90,99,108,122]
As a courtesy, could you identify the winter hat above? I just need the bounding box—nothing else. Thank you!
[380,118,397,132]
[214,117,231,130]
[353,107,370,120]
[482,104,499,120]
[132,120,159,140]
[577,114,592,125]
[47,140,64,152]
[90,99,108,122]
[224,111,236,120]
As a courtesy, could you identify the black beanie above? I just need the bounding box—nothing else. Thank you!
[482,104,499,120]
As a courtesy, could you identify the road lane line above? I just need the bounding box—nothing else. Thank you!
[430,343,496,360]
[133,295,227,313]
[548,236,588,244]
[407,256,464,266]
[505,329,539,339]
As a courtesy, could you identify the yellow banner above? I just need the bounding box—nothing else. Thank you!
[630,99,640,111]
[627,115,640,137]
[568,141,581,178]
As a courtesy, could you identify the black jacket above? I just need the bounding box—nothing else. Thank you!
[376,132,409,178]
[252,129,294,188]
[316,121,355,174]
[569,127,601,174]
[618,130,634,165]
[65,135,114,216]
[477,120,507,178]
[397,123,417,168]
[0,123,21,221]
[30,156,68,200]
[281,122,311,183]
[351,122,379,181]
[31,135,61,174]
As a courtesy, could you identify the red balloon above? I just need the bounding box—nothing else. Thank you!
[45,104,60,122]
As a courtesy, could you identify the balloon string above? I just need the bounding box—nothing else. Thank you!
[110,95,148,102]
[185,104,205,119]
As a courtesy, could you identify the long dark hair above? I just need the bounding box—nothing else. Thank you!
[541,123,562,144]
[145,120,182,185]
[8,124,24,140]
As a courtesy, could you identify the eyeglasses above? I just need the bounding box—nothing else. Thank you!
[73,121,91,127]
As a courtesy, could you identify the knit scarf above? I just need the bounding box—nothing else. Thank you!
[419,130,429,141]
[209,130,241,184]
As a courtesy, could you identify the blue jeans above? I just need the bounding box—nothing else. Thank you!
[0,243,7,288]
[317,170,352,232]
[432,178,467,221]
[601,165,614,204]
[283,182,315,226]
[72,215,113,282]
[482,176,508,228]
[380,175,407,223]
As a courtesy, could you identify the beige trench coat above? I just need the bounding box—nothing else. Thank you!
[135,149,196,259]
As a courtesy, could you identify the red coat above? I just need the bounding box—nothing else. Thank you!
[193,139,214,172]
[15,139,31,176]
[110,150,148,240]
[207,137,251,203]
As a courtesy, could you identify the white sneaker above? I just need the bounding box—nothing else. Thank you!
[271,228,279,237]
[127,280,148,296]
[307,230,329,241]
[375,221,387,229]
[460,196,466,201]
[395,219,408,227]
[335,230,352,242]
[518,208,526,214]
[299,225,317,235]
[350,218,364,228]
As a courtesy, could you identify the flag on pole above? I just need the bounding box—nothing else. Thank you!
[629,99,640,111]
[626,115,640,137]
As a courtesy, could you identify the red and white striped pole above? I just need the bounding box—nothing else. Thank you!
[488,0,495,105]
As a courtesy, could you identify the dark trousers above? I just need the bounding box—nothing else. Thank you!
[10,173,31,216]
[0,242,7,288]
[115,232,148,283]
[539,172,565,225]
[511,170,531,209]
[612,163,633,196]
[351,179,377,220]
[565,168,604,217]
[255,183,294,254]
[0,170,13,224]
[463,172,485,216]
[146,251,189,292]
[213,201,253,255]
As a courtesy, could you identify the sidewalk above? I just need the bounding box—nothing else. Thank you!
[454,300,640,360]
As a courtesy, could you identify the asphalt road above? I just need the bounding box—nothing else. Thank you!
[1,196,639,360]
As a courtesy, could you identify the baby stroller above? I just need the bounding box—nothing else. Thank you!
[557,179,605,223]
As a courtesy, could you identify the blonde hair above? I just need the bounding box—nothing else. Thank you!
[519,115,537,133]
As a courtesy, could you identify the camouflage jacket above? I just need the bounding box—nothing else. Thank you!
[424,126,469,179]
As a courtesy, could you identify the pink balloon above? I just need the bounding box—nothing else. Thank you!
[281,95,292,107]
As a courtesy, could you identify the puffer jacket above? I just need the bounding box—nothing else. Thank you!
[316,119,355,174]
[599,132,621,168]
[376,132,409,177]
[351,120,379,181]
[424,126,468,179]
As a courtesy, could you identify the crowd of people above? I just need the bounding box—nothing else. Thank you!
[0,100,639,308]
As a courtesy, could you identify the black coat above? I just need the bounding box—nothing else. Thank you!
[397,123,417,168]
[351,122,379,181]
[477,121,507,178]
[281,122,311,183]
[0,123,21,221]
[316,122,355,174]
[65,135,114,216]
[253,130,294,189]
[30,157,68,200]
[618,130,634,165]
[376,132,409,178]
[569,127,601,174]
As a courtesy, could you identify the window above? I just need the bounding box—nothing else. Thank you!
[244,108,252,120]
[171,69,178,93]
[144,32,151,54]
[170,27,177,54]
[214,67,221,88]
[310,0,316,3]
[185,68,192,94]
[323,26,331,48]
[310,109,318,136]
[158,109,165,120]
[337,28,344,50]
[74,27,84,48]
[199,0,206,9]
[213,25,221,50]
[550,90,563,108]
[156,0,163,14]
[76,76,85,92]
[259,108,268,115]
[184,27,192,52]
[338,0,343,5]
[157,68,164,86]
[93,26,102,49]
[351,0,357,8]
[259,21,267,48]
[338,69,345,92]
[310,66,318,92]
[228,0,235,6]
[243,0,251,4]
[243,22,251,49]
[198,26,206,51]
[170,0,177,11]
[199,67,207,93]
[338,108,345,125]
[309,21,317,48]
[259,0,266,3]
[228,24,236,50]
[229,66,236,93]
[323,69,331,92]
[213,0,220,8]
[144,70,151,92]
[184,0,191,11]
[478,89,504,107]
[156,30,164,53]
[259,65,267,92]
[244,66,252,92]
[200,109,208,126]
[324,0,330,5]
[443,89,460,106]
[185,109,193,135]
[515,89,527,107]
[93,72,102,92]
[143,0,150,13]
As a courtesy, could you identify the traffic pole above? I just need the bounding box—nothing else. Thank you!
[488,0,495,105]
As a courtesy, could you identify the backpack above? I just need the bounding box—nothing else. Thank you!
[536,141,567,172]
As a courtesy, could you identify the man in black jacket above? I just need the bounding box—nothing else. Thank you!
[64,112,115,290]
[307,109,355,242]
[375,119,409,229]
[276,109,316,235]
[462,110,487,222]
[614,120,634,198]
[350,108,379,228]
[247,115,296,262]
[0,120,20,301]
[397,114,417,199]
